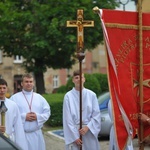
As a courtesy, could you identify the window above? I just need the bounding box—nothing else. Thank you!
[14,75,22,93]
[14,55,23,63]
[53,75,59,89]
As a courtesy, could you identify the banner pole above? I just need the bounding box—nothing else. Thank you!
[138,0,144,150]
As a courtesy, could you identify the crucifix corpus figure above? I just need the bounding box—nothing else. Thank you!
[63,9,101,150]
[67,9,94,54]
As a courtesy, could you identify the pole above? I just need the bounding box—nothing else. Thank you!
[138,0,144,150]
[77,52,85,150]
[79,60,82,150]
[66,10,94,150]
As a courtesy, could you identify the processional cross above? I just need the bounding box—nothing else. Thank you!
[66,9,94,150]
[0,101,8,137]
[67,9,94,53]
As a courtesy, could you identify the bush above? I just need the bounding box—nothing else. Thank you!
[84,74,100,96]
[43,93,65,127]
[57,85,67,93]
[93,73,109,93]
[66,77,74,92]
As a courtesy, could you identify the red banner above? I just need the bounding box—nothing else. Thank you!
[99,9,150,149]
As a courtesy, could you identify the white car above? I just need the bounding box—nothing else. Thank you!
[0,132,21,150]
[98,92,111,138]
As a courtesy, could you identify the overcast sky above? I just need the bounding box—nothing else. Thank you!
[116,1,136,11]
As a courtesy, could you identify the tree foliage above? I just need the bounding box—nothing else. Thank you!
[84,74,100,96]
[93,73,109,93]
[0,0,118,93]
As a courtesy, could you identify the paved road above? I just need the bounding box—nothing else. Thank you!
[44,131,150,150]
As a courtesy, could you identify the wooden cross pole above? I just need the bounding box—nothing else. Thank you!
[138,0,144,150]
[66,9,94,150]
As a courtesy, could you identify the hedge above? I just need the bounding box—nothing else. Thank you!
[43,93,65,127]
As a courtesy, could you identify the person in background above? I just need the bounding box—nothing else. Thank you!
[63,70,101,150]
[10,73,50,150]
[108,99,134,150]
[0,78,28,150]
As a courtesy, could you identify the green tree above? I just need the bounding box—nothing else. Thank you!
[84,74,100,96]
[93,73,109,93]
[0,0,118,94]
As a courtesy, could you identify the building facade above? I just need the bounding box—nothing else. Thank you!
[44,45,107,93]
[0,44,107,95]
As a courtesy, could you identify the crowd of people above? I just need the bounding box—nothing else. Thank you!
[0,71,149,150]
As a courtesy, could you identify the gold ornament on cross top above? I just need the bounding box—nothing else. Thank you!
[66,9,94,53]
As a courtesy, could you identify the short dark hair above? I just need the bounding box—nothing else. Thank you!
[73,70,80,76]
[0,79,7,86]
[73,70,84,77]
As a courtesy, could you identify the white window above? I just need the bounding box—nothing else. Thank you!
[14,55,23,63]
[0,50,2,63]
[53,75,59,89]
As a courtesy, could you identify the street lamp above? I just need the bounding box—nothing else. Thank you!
[119,0,130,11]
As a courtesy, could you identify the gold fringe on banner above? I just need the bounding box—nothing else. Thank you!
[105,23,150,30]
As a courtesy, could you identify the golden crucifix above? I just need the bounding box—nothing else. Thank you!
[66,9,94,150]
[66,9,94,53]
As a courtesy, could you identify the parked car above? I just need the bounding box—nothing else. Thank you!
[98,92,112,138]
[0,133,21,150]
